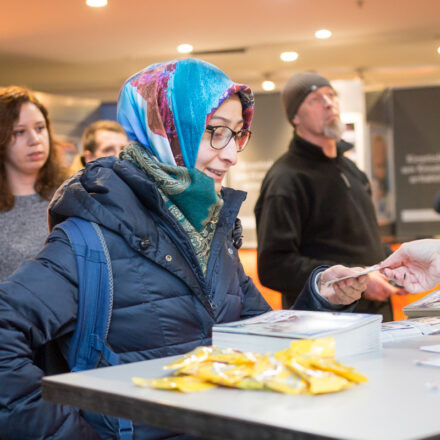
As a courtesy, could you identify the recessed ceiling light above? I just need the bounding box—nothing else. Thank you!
[437,46,440,55]
[280,51,298,62]
[86,0,107,7]
[177,43,193,54]
[315,29,332,39]
[262,80,275,91]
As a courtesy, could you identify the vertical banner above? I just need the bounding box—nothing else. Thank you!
[368,123,395,225]
[392,87,440,239]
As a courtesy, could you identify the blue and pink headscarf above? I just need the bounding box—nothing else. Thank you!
[117,58,254,168]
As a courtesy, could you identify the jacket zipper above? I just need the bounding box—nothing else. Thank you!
[340,171,351,189]
[92,222,114,342]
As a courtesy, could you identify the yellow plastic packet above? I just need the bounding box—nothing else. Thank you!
[234,376,266,390]
[164,346,260,373]
[207,348,261,366]
[133,375,215,393]
[138,340,367,395]
[265,371,308,395]
[253,355,307,394]
[275,338,335,363]
[187,361,254,387]
[286,358,351,394]
[163,346,213,371]
[306,357,368,383]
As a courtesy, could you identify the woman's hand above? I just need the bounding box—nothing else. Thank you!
[318,265,369,305]
[380,239,440,293]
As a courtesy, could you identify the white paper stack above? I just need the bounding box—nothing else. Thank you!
[403,289,440,318]
[213,310,382,360]
[381,316,440,343]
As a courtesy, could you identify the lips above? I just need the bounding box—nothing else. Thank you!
[206,168,227,179]
[28,152,45,161]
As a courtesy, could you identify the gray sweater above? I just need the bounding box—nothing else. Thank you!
[0,194,50,280]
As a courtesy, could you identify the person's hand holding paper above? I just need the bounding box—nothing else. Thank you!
[318,265,369,305]
[380,239,440,293]
[324,265,383,287]
[323,263,409,301]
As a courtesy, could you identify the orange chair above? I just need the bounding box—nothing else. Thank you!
[238,249,282,310]
[391,289,436,321]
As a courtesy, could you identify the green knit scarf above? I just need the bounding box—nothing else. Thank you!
[122,143,223,275]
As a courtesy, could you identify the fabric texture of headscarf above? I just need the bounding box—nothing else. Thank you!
[117,58,254,274]
[117,58,254,168]
[123,143,223,275]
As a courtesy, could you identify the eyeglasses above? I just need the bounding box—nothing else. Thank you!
[205,125,251,152]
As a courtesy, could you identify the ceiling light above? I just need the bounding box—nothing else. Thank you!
[437,47,440,55]
[177,44,193,54]
[315,29,332,39]
[86,0,107,7]
[262,80,275,91]
[280,51,298,62]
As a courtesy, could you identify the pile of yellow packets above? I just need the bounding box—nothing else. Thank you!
[132,337,367,395]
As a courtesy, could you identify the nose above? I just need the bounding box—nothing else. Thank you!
[322,94,334,106]
[28,129,41,145]
[219,137,238,166]
[322,94,338,111]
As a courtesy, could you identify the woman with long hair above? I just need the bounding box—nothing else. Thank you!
[0,60,367,439]
[0,86,66,280]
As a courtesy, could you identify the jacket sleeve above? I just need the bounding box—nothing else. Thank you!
[256,193,339,306]
[0,228,101,440]
[293,266,357,312]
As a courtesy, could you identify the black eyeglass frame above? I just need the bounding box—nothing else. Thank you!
[205,125,252,152]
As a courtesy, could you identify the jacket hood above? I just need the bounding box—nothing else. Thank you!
[49,157,159,239]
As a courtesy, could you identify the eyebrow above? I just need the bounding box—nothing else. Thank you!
[210,115,244,125]
[13,120,46,128]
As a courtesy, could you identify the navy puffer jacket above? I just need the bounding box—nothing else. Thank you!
[0,157,336,439]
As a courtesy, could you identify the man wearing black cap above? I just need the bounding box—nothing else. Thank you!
[255,72,404,320]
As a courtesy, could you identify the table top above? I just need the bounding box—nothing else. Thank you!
[42,336,440,440]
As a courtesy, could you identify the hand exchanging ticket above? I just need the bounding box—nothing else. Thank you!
[324,265,384,287]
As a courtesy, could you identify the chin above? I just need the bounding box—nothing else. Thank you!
[323,119,345,140]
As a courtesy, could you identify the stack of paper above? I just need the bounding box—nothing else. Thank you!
[212,310,382,360]
[403,289,440,318]
[381,316,440,343]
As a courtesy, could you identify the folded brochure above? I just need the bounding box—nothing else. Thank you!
[324,265,383,287]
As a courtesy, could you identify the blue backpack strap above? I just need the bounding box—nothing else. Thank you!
[57,217,133,439]
[58,217,115,371]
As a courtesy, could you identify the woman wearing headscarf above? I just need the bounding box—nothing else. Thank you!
[0,59,367,440]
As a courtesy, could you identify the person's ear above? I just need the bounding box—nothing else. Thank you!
[83,150,93,163]
[292,114,299,126]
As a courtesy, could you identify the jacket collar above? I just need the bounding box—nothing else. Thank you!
[289,132,353,162]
